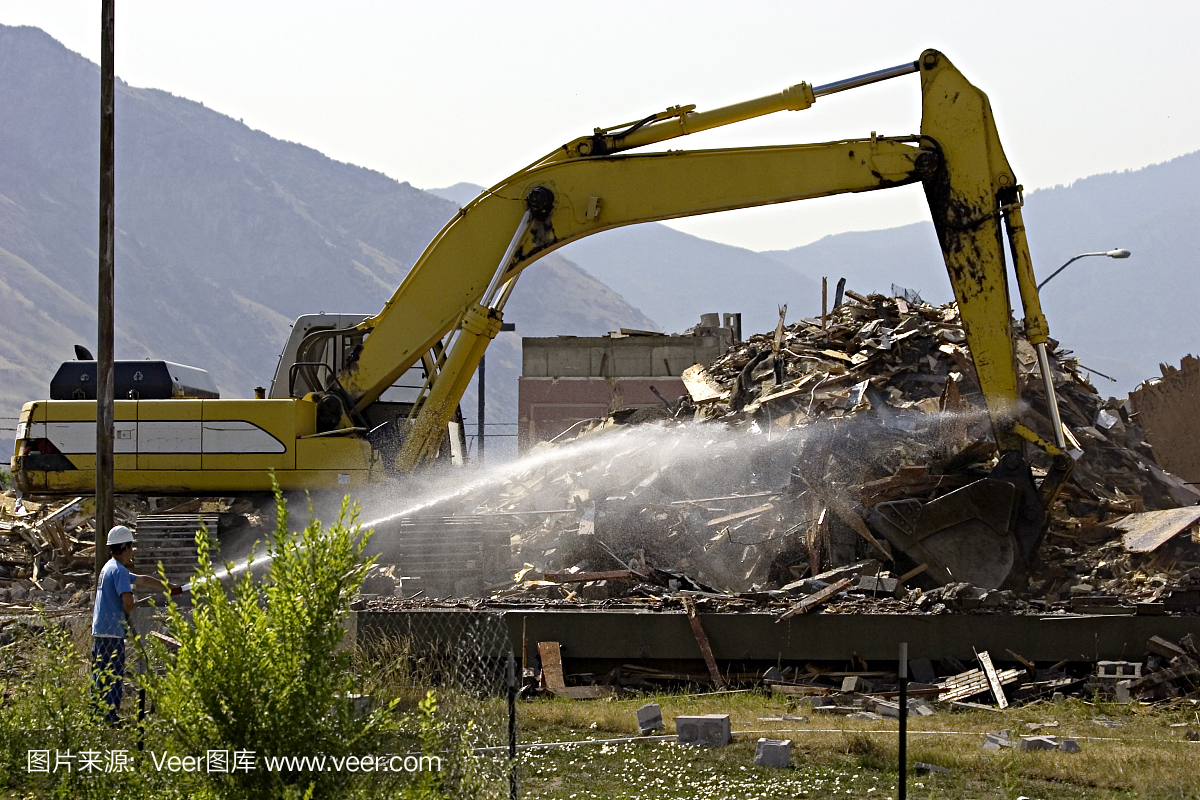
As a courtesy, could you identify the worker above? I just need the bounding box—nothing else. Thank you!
[91,525,182,725]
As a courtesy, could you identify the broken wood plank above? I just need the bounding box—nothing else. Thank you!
[767,683,832,697]
[1113,507,1200,553]
[148,630,181,650]
[1006,648,1037,676]
[824,495,891,560]
[706,503,774,527]
[537,641,614,699]
[1147,635,1189,660]
[743,374,818,411]
[777,578,853,621]
[682,596,726,690]
[936,667,1021,704]
[977,650,1009,709]
[543,569,640,584]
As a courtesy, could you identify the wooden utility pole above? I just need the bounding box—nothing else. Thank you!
[95,0,115,576]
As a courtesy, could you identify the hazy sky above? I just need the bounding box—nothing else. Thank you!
[3,1,1198,251]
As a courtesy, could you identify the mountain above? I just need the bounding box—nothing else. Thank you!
[427,183,485,207]
[0,25,656,461]
[763,151,1200,393]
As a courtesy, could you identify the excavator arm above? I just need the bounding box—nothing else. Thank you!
[322,49,1070,582]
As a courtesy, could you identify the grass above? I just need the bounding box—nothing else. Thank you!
[510,691,1200,799]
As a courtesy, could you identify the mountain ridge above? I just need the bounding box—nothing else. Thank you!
[0,25,657,460]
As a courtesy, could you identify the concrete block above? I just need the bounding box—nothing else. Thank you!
[1058,739,1081,753]
[871,699,901,718]
[637,703,663,734]
[1018,736,1058,751]
[360,573,396,597]
[856,574,898,595]
[909,657,937,684]
[910,698,937,716]
[1114,679,1133,703]
[341,694,372,719]
[982,731,1014,750]
[675,714,731,747]
[842,675,874,693]
[1097,660,1142,682]
[754,738,791,768]
[847,711,882,720]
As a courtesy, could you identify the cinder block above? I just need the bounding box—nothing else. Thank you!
[675,714,732,747]
[1096,661,1141,680]
[637,703,663,734]
[754,738,791,768]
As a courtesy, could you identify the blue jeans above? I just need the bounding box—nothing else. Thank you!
[91,637,125,725]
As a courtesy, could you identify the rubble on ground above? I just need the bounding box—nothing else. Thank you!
[0,493,262,611]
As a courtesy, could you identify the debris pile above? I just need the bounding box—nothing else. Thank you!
[0,494,109,609]
[0,493,262,610]
[396,290,1200,611]
[1118,632,1200,701]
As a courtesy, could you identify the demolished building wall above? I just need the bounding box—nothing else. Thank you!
[1130,354,1200,483]
[517,315,737,452]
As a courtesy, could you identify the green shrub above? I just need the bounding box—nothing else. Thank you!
[0,616,172,798]
[144,485,497,799]
[145,486,387,799]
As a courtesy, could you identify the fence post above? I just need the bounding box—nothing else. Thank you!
[507,648,518,799]
[898,641,908,800]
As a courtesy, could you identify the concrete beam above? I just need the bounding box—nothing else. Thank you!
[356,609,1200,665]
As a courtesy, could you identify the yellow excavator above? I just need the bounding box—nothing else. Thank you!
[13,50,1073,584]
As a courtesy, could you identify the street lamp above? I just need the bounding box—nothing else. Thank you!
[1037,248,1131,290]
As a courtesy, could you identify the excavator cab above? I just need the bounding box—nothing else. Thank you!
[268,314,467,470]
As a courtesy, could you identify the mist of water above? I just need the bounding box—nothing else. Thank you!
[183,402,1000,595]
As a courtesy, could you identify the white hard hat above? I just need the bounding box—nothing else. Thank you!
[106,525,134,546]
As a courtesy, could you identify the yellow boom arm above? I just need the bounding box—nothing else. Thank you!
[335,50,1058,471]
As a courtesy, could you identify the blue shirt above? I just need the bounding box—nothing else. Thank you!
[92,558,132,638]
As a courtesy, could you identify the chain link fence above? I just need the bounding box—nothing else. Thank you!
[356,609,518,799]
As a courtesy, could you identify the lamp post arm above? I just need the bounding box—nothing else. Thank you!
[1037,252,1109,290]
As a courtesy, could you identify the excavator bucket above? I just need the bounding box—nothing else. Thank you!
[870,453,1047,589]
